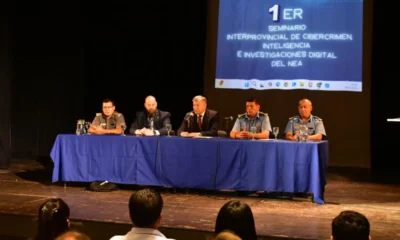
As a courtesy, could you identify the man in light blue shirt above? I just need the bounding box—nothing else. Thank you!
[284,98,326,141]
[230,97,272,139]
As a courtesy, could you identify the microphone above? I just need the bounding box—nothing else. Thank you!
[224,116,233,133]
[185,112,194,121]
[184,112,194,131]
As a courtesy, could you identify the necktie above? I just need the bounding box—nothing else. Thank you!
[198,115,202,130]
[149,118,154,130]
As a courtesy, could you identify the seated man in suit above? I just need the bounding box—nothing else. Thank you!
[129,95,171,136]
[89,98,126,135]
[284,98,326,141]
[177,95,219,137]
[229,97,271,139]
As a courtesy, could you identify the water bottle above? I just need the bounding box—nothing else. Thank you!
[299,125,308,142]
[76,119,85,135]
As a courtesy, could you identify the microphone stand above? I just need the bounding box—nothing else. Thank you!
[186,113,193,131]
[225,117,233,134]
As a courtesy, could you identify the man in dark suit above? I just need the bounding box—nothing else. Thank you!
[177,95,219,137]
[129,95,171,136]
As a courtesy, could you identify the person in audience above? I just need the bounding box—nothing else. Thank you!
[214,200,257,240]
[31,198,70,240]
[177,95,219,137]
[284,98,326,141]
[56,230,91,240]
[129,95,171,136]
[213,230,242,240]
[89,98,126,135]
[331,210,371,240]
[229,97,271,139]
[109,188,173,240]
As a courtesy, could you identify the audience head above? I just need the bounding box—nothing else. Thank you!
[35,198,70,240]
[214,230,242,240]
[55,230,90,240]
[192,95,207,115]
[215,200,257,240]
[331,210,371,240]
[129,188,163,229]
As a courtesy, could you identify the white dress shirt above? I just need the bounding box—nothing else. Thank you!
[109,227,174,240]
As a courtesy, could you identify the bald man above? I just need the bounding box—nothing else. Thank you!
[284,98,326,141]
[129,95,171,136]
[56,230,91,240]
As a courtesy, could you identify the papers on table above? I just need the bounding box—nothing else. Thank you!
[193,136,213,139]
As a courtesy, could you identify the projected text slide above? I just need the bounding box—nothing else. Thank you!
[215,0,363,92]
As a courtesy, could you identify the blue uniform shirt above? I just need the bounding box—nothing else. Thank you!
[284,115,326,136]
[232,111,272,133]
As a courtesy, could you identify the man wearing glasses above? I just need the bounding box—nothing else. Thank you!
[88,98,126,134]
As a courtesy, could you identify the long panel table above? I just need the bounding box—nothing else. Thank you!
[50,134,329,204]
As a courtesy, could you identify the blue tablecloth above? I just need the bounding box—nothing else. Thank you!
[50,134,329,204]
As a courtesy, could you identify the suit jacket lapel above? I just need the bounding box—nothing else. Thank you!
[143,112,150,128]
[202,109,208,129]
[154,110,160,128]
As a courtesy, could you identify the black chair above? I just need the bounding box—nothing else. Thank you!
[218,130,228,138]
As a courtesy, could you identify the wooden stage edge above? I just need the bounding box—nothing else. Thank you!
[0,159,399,240]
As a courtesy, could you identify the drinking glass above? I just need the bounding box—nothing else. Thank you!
[273,127,279,140]
[250,126,256,140]
[120,123,127,136]
[166,123,172,137]
[85,121,91,135]
[294,124,300,135]
[76,119,85,135]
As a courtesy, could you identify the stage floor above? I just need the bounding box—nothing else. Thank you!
[0,159,399,240]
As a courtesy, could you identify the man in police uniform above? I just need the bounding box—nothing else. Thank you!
[284,98,326,141]
[230,97,271,139]
[129,95,171,136]
[88,98,126,135]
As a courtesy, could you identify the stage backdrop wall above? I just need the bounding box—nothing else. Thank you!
[204,0,373,168]
[0,13,12,169]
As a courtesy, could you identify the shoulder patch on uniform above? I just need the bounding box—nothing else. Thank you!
[289,116,297,120]
[112,111,122,117]
[259,111,268,116]
[313,115,322,121]
[238,113,246,118]
[96,113,102,116]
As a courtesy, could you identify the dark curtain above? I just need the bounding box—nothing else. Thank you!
[0,20,11,169]
[11,1,208,159]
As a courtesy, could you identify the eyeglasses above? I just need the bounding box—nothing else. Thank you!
[102,106,114,109]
